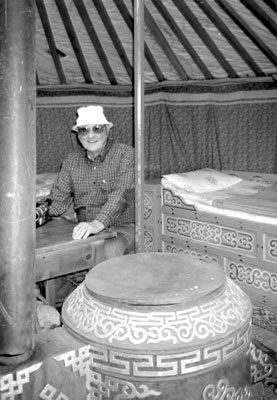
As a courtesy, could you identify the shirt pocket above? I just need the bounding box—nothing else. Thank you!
[98,179,114,194]
[88,179,114,206]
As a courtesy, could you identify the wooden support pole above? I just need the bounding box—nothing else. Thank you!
[134,0,145,253]
[0,0,36,361]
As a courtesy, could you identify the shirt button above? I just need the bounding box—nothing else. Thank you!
[94,166,97,170]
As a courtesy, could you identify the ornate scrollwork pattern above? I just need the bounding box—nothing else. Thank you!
[144,193,153,222]
[64,279,251,351]
[249,341,273,384]
[202,378,251,400]
[144,230,154,252]
[163,188,189,208]
[162,241,219,263]
[269,238,277,258]
[264,377,277,395]
[164,215,255,255]
[227,261,277,293]
[264,234,277,263]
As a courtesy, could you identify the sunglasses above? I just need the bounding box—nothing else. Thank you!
[77,125,106,136]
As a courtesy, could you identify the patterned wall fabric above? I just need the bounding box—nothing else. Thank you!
[144,101,277,178]
[36,107,77,173]
[36,82,277,178]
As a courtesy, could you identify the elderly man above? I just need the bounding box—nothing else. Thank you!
[49,105,135,259]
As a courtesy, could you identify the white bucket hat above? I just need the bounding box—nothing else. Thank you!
[72,105,113,132]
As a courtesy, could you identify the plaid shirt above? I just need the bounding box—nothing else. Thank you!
[49,139,135,228]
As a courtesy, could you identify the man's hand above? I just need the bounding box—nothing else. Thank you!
[72,220,105,240]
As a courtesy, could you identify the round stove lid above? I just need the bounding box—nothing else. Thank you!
[85,253,226,306]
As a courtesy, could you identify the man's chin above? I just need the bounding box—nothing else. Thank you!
[86,144,100,152]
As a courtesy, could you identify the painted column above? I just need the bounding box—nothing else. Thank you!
[0,0,36,360]
[134,0,145,253]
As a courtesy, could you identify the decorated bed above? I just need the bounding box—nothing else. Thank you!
[143,169,277,334]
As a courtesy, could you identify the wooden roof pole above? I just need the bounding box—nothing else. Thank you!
[134,0,145,253]
[0,0,36,362]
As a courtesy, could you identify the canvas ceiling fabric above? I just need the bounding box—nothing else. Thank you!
[36,0,277,86]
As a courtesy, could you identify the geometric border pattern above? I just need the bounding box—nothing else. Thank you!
[55,332,251,378]
[1,341,273,399]
[0,363,42,400]
[55,347,161,398]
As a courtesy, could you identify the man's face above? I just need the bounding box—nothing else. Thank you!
[77,124,108,156]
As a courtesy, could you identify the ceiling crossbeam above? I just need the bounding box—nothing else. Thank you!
[55,0,93,83]
[36,0,67,84]
[144,4,189,80]
[239,0,277,38]
[151,0,213,79]
[194,0,265,76]
[114,0,165,82]
[172,0,238,78]
[215,0,277,68]
[73,0,117,85]
[92,0,133,82]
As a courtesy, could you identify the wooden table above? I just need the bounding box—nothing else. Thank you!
[35,218,117,306]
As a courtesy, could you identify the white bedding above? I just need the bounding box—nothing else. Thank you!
[162,168,242,193]
[162,169,277,225]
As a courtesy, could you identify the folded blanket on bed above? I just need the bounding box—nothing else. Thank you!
[213,184,277,216]
[162,168,242,193]
[161,169,276,216]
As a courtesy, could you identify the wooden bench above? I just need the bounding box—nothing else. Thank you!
[35,218,116,306]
